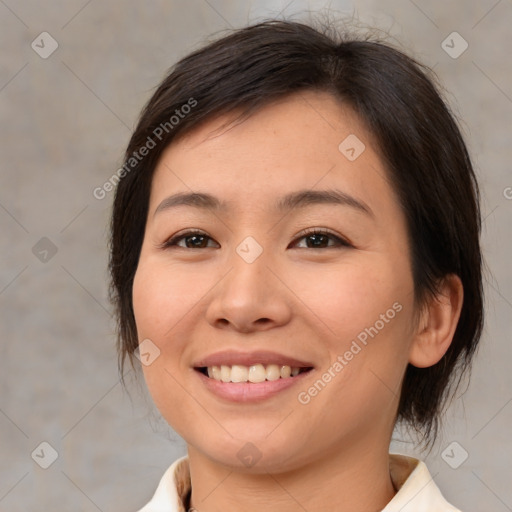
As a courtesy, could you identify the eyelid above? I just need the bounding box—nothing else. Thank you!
[290,227,353,248]
[158,227,353,250]
[157,229,218,249]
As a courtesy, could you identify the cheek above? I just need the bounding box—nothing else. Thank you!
[287,257,414,408]
[283,256,412,343]
[296,309,414,442]
[131,259,190,399]
[133,260,169,337]
[131,256,221,396]
[131,259,203,429]
[132,257,208,342]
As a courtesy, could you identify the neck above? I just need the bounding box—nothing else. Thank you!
[187,438,396,512]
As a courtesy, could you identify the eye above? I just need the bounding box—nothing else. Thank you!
[160,230,220,249]
[159,228,351,250]
[290,229,352,249]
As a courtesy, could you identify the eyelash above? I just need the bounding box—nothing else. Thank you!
[159,228,352,250]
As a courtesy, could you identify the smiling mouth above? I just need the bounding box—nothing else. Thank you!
[195,364,313,383]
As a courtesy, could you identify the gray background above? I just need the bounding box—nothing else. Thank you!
[0,0,511,510]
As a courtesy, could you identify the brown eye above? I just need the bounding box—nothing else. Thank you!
[291,229,352,249]
[162,231,220,249]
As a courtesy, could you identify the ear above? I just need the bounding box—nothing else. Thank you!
[409,274,464,368]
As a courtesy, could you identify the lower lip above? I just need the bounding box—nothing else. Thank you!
[194,369,313,403]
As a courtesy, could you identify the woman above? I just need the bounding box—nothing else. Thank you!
[109,19,483,512]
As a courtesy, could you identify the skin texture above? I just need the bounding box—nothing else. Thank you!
[132,91,463,512]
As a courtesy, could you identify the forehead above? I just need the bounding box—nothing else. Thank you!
[164,91,372,163]
[149,90,394,217]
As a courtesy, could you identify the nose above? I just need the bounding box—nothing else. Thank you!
[205,250,293,334]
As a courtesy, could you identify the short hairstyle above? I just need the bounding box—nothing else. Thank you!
[109,19,484,446]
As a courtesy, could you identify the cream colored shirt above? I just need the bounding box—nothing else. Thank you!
[137,453,461,512]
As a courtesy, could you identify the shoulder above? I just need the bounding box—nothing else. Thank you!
[383,453,462,512]
[136,455,190,512]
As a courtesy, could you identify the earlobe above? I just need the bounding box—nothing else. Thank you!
[408,274,464,368]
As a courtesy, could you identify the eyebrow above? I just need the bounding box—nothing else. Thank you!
[153,189,373,218]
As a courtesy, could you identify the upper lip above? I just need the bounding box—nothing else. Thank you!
[193,350,315,369]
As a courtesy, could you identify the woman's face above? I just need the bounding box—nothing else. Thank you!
[132,91,418,472]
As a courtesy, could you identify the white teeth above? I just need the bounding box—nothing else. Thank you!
[231,365,249,383]
[266,364,281,381]
[205,364,307,382]
[211,366,221,380]
[280,365,291,378]
[248,364,266,383]
[220,365,231,382]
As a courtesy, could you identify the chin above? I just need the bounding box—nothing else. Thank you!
[189,433,307,475]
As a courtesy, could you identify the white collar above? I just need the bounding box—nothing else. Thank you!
[137,453,461,512]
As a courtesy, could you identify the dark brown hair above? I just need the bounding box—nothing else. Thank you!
[109,19,483,446]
